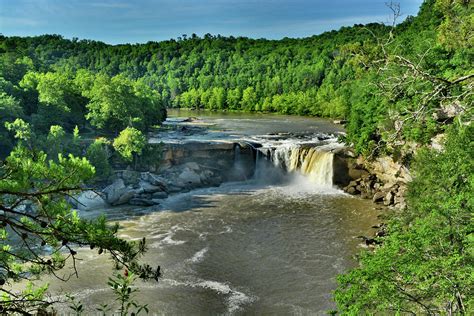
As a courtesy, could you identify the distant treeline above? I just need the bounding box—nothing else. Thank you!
[0,0,471,157]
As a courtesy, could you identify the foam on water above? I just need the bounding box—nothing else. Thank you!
[149,278,256,314]
[195,280,256,314]
[189,247,209,263]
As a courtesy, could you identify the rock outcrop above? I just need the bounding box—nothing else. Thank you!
[333,148,410,209]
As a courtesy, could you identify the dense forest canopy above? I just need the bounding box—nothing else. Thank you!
[1,1,472,160]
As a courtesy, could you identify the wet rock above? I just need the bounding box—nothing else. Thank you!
[357,235,381,246]
[168,184,185,193]
[361,191,372,199]
[345,186,358,195]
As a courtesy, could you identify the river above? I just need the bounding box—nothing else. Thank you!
[45,110,381,315]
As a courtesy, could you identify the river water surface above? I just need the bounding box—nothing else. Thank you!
[45,111,380,315]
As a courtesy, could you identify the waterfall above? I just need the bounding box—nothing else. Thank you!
[298,148,334,186]
[262,146,334,186]
[232,144,248,181]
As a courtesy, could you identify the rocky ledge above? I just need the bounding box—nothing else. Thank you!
[335,153,410,209]
[73,162,228,210]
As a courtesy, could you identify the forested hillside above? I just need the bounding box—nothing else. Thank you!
[1,0,471,159]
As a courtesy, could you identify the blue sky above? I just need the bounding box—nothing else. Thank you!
[1,0,424,44]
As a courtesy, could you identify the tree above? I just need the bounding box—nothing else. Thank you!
[46,125,66,159]
[85,74,164,132]
[0,93,23,156]
[85,74,139,131]
[240,87,257,111]
[86,137,112,181]
[113,127,146,162]
[0,144,160,314]
[4,118,32,143]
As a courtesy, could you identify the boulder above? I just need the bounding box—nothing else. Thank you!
[431,133,446,151]
[103,179,136,205]
[433,101,465,121]
[76,190,107,211]
[113,188,136,206]
[168,184,185,193]
[394,195,407,209]
[103,179,126,204]
[370,156,412,184]
[372,191,386,203]
[141,172,168,190]
[200,169,214,182]
[138,180,163,193]
[347,186,358,195]
[184,162,200,171]
[178,168,201,186]
[384,191,394,206]
[120,170,140,185]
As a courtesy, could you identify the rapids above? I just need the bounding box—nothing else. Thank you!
[39,111,381,314]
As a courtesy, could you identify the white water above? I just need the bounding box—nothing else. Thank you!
[251,140,341,188]
[32,111,381,315]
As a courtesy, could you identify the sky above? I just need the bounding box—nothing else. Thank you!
[0,0,424,44]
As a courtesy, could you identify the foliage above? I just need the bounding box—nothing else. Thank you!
[5,118,32,142]
[86,137,112,181]
[334,2,473,314]
[113,127,146,162]
[0,144,160,314]
[334,116,474,315]
[106,270,149,316]
[84,74,163,131]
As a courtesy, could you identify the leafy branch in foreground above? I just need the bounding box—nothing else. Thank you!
[0,139,160,313]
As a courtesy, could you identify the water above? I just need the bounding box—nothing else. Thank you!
[46,182,379,315]
[38,112,380,314]
[150,109,344,145]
